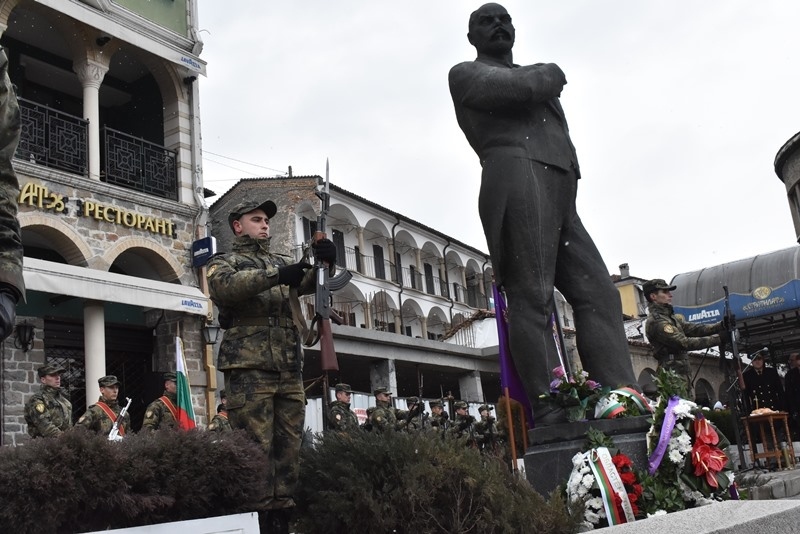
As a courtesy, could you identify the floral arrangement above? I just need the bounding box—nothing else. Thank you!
[566,428,643,530]
[594,387,654,420]
[545,366,603,422]
[640,369,735,515]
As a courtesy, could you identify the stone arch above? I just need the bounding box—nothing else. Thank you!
[102,237,182,282]
[694,378,715,407]
[637,367,657,390]
[18,213,92,266]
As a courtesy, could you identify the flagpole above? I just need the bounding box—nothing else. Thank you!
[503,387,518,473]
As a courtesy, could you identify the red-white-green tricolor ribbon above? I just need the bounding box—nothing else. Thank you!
[614,386,653,413]
[588,447,635,525]
[648,395,680,475]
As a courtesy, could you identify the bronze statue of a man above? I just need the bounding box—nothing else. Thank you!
[449,3,636,419]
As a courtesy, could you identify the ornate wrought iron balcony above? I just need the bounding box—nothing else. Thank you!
[102,127,177,201]
[17,97,88,175]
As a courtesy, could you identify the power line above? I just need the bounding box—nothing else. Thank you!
[203,150,288,175]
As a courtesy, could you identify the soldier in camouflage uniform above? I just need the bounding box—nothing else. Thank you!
[24,364,72,438]
[448,400,477,444]
[207,199,336,533]
[0,49,23,342]
[368,387,398,432]
[208,389,232,433]
[396,396,426,432]
[76,375,131,437]
[644,279,730,397]
[428,399,449,432]
[141,372,179,431]
[327,383,359,432]
[473,404,501,453]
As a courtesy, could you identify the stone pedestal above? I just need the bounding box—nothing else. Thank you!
[524,416,651,496]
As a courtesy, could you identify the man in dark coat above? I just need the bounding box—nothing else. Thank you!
[449,4,636,419]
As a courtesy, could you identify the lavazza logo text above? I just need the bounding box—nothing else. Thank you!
[181,299,203,309]
[688,309,720,321]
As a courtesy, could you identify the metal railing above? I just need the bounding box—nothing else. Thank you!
[17,97,88,175]
[103,126,178,200]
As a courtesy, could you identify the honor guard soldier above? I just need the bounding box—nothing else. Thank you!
[208,389,232,432]
[142,372,179,431]
[76,375,131,436]
[368,387,398,432]
[327,383,359,432]
[449,400,477,443]
[24,364,72,438]
[429,399,449,431]
[644,278,730,397]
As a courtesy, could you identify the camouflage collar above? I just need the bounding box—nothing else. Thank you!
[232,235,271,254]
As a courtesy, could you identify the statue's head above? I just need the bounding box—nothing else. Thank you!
[468,3,515,55]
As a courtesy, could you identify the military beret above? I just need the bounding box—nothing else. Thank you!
[98,375,119,387]
[228,200,278,231]
[373,387,393,396]
[642,279,676,297]
[163,372,177,382]
[429,400,443,408]
[407,396,420,405]
[478,404,493,413]
[37,364,65,377]
[335,383,353,393]
[454,400,468,410]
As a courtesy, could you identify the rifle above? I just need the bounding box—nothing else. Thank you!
[304,159,352,369]
[108,397,132,442]
[720,285,747,469]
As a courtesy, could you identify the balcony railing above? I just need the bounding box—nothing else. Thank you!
[17,97,88,175]
[103,127,178,201]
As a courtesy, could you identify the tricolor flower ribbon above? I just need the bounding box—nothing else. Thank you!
[615,387,654,413]
[588,447,635,525]
[648,396,681,475]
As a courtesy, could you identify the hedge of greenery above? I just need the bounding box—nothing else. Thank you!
[0,428,268,533]
[295,430,577,534]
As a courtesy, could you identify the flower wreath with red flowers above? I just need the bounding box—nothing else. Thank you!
[641,369,736,515]
[565,428,644,530]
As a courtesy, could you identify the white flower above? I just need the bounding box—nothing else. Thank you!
[647,510,668,517]
[668,448,684,464]
[586,497,603,510]
[582,474,595,488]
[572,452,587,466]
[584,510,600,524]
[577,484,589,497]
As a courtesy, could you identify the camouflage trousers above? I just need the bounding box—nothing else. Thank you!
[225,369,305,510]
[657,357,694,399]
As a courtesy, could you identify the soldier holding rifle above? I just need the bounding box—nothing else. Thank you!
[77,375,131,437]
[207,199,336,534]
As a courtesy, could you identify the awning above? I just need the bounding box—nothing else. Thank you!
[24,257,209,316]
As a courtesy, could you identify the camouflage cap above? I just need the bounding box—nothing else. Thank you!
[429,400,443,408]
[163,371,177,382]
[454,400,468,410]
[373,387,393,396]
[478,404,493,413]
[37,364,65,377]
[98,375,119,387]
[642,279,676,297]
[335,383,353,393]
[407,396,420,405]
[228,200,278,231]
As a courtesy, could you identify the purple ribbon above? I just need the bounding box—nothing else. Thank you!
[648,396,681,475]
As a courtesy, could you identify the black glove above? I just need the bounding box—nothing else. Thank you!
[277,262,312,288]
[312,238,337,264]
[0,288,17,341]
[722,314,736,331]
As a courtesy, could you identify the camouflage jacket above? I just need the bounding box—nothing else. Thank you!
[328,400,359,432]
[206,236,313,373]
[429,412,449,431]
[448,413,477,440]
[24,385,72,438]
[208,411,232,432]
[369,400,397,432]
[76,396,131,436]
[0,50,23,300]
[141,391,178,431]
[473,416,501,444]
[645,302,723,360]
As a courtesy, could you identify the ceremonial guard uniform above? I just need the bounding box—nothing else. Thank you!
[208,389,232,433]
[76,375,131,436]
[327,383,359,432]
[368,387,398,432]
[24,364,72,438]
[142,372,179,431]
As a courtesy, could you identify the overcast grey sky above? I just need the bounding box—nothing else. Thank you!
[196,1,799,283]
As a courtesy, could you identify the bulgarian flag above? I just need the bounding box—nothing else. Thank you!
[175,337,197,430]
